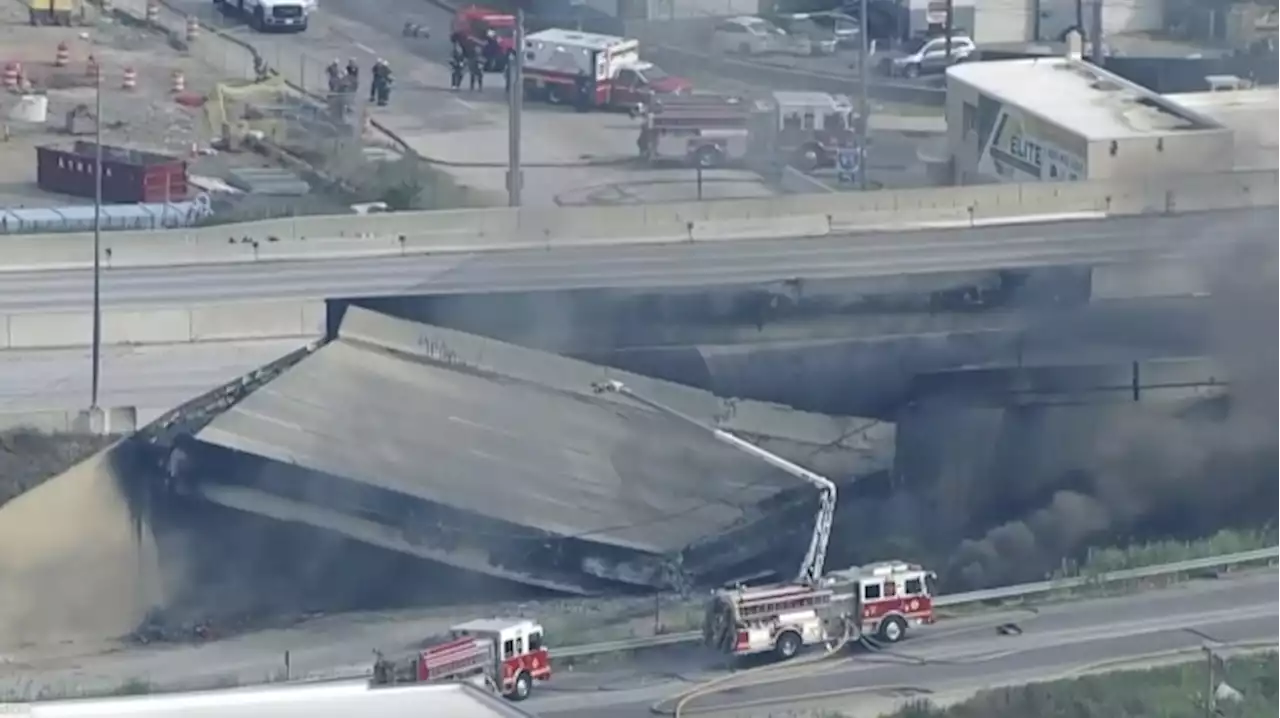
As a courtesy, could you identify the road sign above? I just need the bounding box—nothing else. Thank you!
[836,146,860,183]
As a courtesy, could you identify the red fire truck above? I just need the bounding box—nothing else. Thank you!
[371,618,551,701]
[451,4,516,72]
[637,90,859,170]
[521,28,691,111]
[703,561,937,662]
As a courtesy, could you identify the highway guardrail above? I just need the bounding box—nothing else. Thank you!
[0,171,1275,273]
[551,546,1278,659]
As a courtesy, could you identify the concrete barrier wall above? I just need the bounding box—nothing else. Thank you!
[0,406,138,434]
[1,171,1274,272]
[0,300,325,350]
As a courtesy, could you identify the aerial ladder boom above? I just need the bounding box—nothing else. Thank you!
[591,380,837,584]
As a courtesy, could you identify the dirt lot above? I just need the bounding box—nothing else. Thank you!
[0,429,116,507]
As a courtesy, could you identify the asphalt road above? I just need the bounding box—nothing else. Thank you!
[2,211,1273,313]
[534,571,1279,717]
[0,339,307,415]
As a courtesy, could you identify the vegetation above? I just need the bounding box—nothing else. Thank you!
[1053,527,1278,580]
[884,652,1278,718]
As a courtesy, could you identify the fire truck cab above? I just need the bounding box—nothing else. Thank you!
[638,90,859,170]
[372,618,551,702]
[451,4,516,72]
[703,561,936,662]
[521,28,690,111]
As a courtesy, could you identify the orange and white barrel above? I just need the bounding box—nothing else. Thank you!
[3,62,20,91]
[185,16,200,43]
[55,41,70,68]
[145,0,158,24]
[170,69,185,93]
[121,67,137,90]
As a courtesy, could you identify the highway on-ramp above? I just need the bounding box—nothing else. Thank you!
[2,211,1273,313]
[532,572,1278,717]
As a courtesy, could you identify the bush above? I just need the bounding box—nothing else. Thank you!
[1057,527,1279,580]
[886,653,1278,718]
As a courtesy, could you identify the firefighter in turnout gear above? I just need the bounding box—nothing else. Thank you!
[325,59,342,93]
[467,52,484,91]
[449,47,465,90]
[371,59,393,106]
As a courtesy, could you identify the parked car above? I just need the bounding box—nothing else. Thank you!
[794,10,862,47]
[767,13,843,55]
[880,33,975,78]
[710,15,789,55]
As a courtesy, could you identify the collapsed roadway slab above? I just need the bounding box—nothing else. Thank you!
[162,307,893,594]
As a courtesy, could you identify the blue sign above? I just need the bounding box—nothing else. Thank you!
[836,146,860,183]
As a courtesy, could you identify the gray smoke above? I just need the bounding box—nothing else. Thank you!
[942,240,1278,589]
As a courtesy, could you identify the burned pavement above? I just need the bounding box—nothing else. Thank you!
[133,306,894,599]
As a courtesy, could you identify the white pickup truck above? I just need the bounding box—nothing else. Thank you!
[214,0,314,32]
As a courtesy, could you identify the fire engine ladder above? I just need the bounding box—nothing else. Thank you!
[591,380,837,585]
[649,95,751,131]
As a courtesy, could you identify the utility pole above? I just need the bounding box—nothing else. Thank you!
[91,37,103,417]
[944,0,954,61]
[507,6,525,206]
[1090,0,1105,64]
[857,0,870,190]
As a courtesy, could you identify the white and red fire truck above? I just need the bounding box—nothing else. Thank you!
[371,618,550,701]
[637,90,859,170]
[521,28,691,111]
[703,561,937,662]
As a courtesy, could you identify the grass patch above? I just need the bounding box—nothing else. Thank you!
[885,652,1278,718]
[1056,527,1278,579]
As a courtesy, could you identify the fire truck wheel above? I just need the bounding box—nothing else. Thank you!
[507,671,533,701]
[878,616,907,644]
[774,630,802,660]
[693,145,723,168]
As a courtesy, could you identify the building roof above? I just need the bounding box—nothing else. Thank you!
[15,681,537,718]
[1163,88,1280,170]
[948,57,1225,141]
[193,308,809,555]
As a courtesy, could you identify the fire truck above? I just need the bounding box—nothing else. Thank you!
[371,618,550,701]
[637,90,859,170]
[521,28,691,111]
[703,561,937,662]
[451,4,516,72]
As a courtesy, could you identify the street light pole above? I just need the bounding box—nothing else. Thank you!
[91,44,103,411]
[857,0,870,191]
[506,7,524,207]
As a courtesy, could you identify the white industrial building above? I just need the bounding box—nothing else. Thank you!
[974,0,1165,44]
[944,50,1237,184]
[1164,86,1280,170]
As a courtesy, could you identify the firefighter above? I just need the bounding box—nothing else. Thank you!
[574,68,591,113]
[482,29,500,72]
[467,52,484,91]
[449,47,465,91]
[325,58,342,93]
[345,57,359,87]
[371,59,392,106]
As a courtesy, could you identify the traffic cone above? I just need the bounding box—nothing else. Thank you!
[55,41,70,68]
[121,67,136,90]
[170,69,185,93]
[185,16,200,43]
[145,0,158,24]
[3,62,19,91]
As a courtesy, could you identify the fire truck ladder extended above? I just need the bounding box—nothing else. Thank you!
[591,380,837,585]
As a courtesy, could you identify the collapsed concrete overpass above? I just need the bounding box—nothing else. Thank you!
[151,307,894,594]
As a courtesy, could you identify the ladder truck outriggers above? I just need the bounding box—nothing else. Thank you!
[593,380,937,664]
[371,618,551,701]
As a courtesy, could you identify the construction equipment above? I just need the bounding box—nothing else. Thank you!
[637,90,859,170]
[27,0,77,26]
[371,618,551,701]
